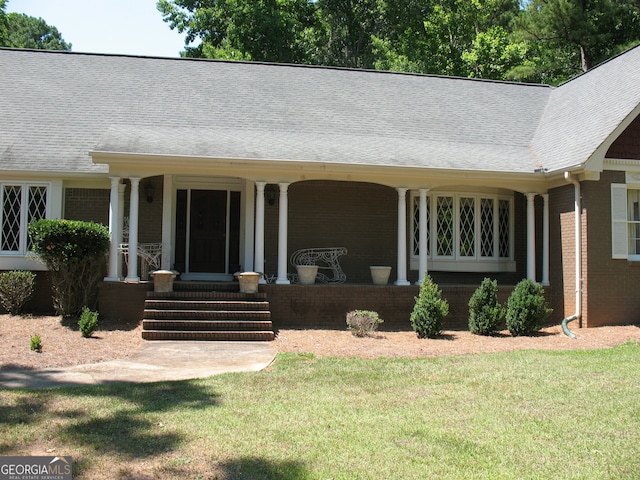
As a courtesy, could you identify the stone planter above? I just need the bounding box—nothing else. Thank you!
[236,272,261,293]
[296,265,319,285]
[151,270,177,293]
[370,266,392,285]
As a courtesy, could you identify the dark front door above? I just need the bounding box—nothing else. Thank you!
[190,190,227,273]
[174,189,241,275]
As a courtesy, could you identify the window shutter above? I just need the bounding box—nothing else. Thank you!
[611,183,628,259]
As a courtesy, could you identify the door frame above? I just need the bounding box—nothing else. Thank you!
[168,176,252,281]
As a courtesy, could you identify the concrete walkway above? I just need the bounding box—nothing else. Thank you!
[0,341,277,389]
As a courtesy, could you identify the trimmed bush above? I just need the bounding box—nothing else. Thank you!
[468,277,505,336]
[505,279,552,336]
[346,310,383,337]
[78,307,99,338]
[410,275,449,338]
[28,219,109,318]
[0,270,36,315]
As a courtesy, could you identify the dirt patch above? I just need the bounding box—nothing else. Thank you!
[1,314,639,370]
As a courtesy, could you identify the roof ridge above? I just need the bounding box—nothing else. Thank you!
[0,46,552,88]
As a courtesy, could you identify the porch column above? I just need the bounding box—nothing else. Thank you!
[105,176,121,281]
[395,187,410,286]
[117,182,126,278]
[526,192,536,282]
[417,188,429,285]
[542,193,550,286]
[125,177,140,283]
[161,175,173,271]
[276,182,291,284]
[255,182,266,283]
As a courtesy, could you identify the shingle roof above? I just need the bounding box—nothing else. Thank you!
[1,46,638,177]
[532,44,640,172]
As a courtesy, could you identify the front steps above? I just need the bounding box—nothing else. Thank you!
[142,284,274,341]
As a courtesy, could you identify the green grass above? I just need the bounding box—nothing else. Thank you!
[1,342,639,479]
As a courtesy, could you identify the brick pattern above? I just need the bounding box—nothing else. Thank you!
[64,188,109,225]
[583,171,640,326]
[606,115,640,159]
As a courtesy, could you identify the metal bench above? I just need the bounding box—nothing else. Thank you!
[290,247,348,284]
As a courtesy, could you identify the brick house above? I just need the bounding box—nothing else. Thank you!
[1,45,639,332]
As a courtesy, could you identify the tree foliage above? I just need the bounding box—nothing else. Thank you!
[158,0,640,84]
[2,11,71,50]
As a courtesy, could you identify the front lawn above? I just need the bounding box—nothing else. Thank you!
[1,342,639,479]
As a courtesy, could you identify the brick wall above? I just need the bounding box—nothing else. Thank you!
[263,284,546,331]
[64,188,109,224]
[97,281,152,322]
[583,171,640,326]
[607,115,640,158]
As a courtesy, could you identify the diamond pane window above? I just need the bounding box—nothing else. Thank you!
[27,186,47,250]
[2,186,22,252]
[459,197,475,257]
[480,198,494,257]
[436,196,454,257]
[498,199,510,258]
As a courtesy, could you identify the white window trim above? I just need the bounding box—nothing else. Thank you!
[410,190,515,272]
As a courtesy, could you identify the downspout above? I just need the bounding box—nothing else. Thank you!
[562,172,582,338]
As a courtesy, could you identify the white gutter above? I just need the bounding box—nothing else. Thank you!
[562,172,582,338]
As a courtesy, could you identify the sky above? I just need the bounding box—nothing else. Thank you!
[6,0,187,57]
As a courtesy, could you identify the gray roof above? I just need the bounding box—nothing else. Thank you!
[1,46,638,177]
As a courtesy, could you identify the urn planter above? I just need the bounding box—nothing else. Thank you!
[296,265,319,285]
[235,272,261,293]
[370,266,392,285]
[151,270,177,293]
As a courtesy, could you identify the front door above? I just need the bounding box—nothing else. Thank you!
[175,189,241,278]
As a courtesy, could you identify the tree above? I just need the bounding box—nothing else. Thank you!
[0,0,8,45]
[4,12,71,50]
[157,0,317,62]
[512,0,640,83]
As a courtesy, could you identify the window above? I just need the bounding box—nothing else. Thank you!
[411,191,513,272]
[611,183,640,260]
[1,183,48,255]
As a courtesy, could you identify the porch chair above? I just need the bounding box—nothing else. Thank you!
[289,247,348,284]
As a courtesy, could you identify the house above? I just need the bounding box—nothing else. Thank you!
[1,45,639,331]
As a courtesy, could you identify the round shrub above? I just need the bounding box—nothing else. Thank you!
[505,279,552,336]
[468,277,505,335]
[410,275,449,338]
[0,270,36,315]
[78,307,99,338]
[346,310,383,337]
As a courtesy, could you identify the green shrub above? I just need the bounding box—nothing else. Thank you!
[410,275,449,338]
[468,278,505,336]
[346,310,383,337]
[505,279,552,336]
[28,219,109,318]
[78,307,99,338]
[30,334,42,352]
[0,270,36,315]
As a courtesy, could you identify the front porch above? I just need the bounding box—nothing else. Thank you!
[98,280,553,332]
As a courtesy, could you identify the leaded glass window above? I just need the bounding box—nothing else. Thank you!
[459,197,475,257]
[480,198,494,257]
[498,199,510,258]
[436,196,454,257]
[1,183,49,254]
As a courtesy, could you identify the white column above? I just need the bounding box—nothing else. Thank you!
[542,193,550,286]
[417,188,429,285]
[395,187,410,286]
[125,177,140,283]
[117,182,126,279]
[255,182,266,283]
[276,182,290,284]
[526,193,536,282]
[161,175,173,271]
[105,176,121,281]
